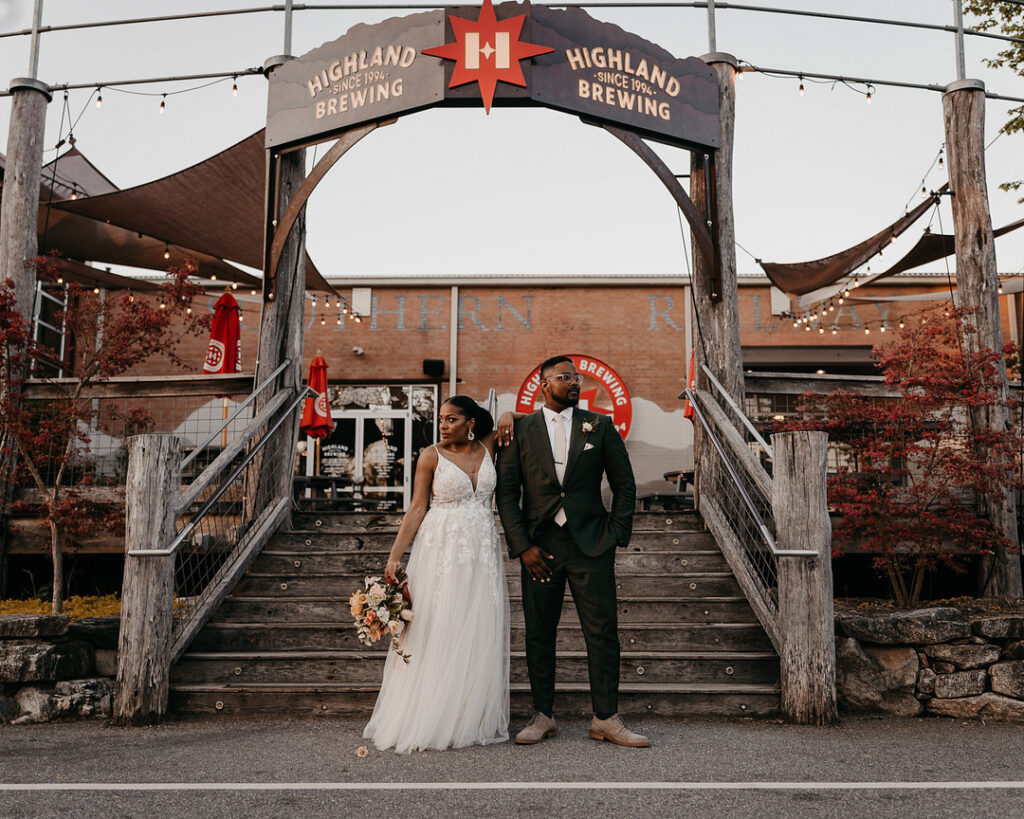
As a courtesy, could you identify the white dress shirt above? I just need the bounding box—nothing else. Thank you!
[541,405,574,473]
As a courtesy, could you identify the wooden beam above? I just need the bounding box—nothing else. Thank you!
[23,373,255,400]
[113,434,180,725]
[772,431,837,725]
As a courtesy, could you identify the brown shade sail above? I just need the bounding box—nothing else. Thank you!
[54,130,334,293]
[45,257,161,292]
[759,188,945,296]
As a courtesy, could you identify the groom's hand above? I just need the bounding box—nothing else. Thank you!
[520,545,554,582]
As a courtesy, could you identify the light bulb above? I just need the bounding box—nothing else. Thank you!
[838,298,844,305]
[865,88,873,104]
[268,292,275,301]
[70,190,77,200]
[880,325,886,333]
[320,316,325,325]
[56,277,63,284]
[210,274,217,280]
[337,317,342,325]
[159,96,166,114]
[232,80,238,98]
[805,325,811,332]
[95,90,102,108]
[831,328,838,335]
[231,282,238,290]
[818,327,825,334]
[938,155,944,170]
[160,302,166,310]
[865,327,870,334]
[251,289,257,296]
[899,321,905,329]
[186,307,192,315]
[792,321,799,329]
[799,80,805,98]
[163,247,170,260]
[92,287,100,295]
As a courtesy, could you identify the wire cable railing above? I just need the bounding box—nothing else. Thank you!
[127,385,312,661]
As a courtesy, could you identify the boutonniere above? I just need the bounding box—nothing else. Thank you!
[581,419,598,434]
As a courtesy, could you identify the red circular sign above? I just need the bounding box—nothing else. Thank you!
[515,354,633,439]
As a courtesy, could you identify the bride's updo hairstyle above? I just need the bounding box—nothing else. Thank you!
[443,395,494,440]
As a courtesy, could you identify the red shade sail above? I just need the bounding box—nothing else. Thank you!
[301,355,332,439]
[203,292,242,374]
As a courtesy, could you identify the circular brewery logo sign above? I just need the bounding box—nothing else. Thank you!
[203,339,225,373]
[515,354,633,439]
[315,392,329,418]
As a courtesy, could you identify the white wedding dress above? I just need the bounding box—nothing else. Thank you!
[362,445,510,753]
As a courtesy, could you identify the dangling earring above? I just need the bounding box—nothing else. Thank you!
[468,428,475,441]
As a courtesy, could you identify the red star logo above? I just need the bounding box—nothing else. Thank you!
[422,0,554,113]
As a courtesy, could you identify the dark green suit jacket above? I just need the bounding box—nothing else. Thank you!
[496,408,636,558]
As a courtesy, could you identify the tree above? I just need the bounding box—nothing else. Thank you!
[777,306,1022,607]
[964,0,1024,202]
[0,256,207,613]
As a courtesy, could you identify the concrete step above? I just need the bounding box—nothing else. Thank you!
[269,530,720,553]
[171,650,778,687]
[291,511,703,533]
[169,681,780,718]
[249,550,727,576]
[188,621,774,654]
[212,596,759,625]
[234,571,741,599]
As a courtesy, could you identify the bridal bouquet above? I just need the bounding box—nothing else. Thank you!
[349,569,415,663]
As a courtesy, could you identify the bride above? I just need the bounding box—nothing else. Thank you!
[363,395,510,752]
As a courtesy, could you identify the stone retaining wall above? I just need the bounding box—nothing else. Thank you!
[1,614,119,724]
[836,606,1024,722]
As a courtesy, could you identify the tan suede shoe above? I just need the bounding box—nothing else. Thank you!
[589,714,650,747]
[515,712,557,745]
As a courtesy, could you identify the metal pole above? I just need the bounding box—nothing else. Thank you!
[284,0,294,55]
[707,0,717,52]
[953,0,966,81]
[27,0,44,79]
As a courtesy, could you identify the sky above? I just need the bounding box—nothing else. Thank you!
[0,0,1022,282]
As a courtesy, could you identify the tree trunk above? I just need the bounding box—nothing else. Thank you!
[772,431,837,725]
[942,81,1023,598]
[0,81,51,601]
[49,517,63,614]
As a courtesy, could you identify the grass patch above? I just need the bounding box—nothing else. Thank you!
[0,594,121,619]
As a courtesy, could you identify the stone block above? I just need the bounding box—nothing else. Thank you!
[836,638,922,716]
[934,661,956,674]
[927,693,1024,723]
[0,615,71,639]
[989,661,1024,699]
[0,693,16,723]
[934,670,988,699]
[0,640,92,683]
[837,607,970,645]
[53,678,113,718]
[917,667,936,696]
[94,649,117,677]
[921,642,1001,669]
[1005,641,1024,660]
[13,686,55,724]
[69,617,121,650]
[971,616,1024,640]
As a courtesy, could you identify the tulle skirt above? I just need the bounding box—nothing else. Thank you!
[362,503,510,753]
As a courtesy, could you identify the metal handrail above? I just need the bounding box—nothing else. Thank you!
[180,358,292,470]
[130,385,313,556]
[700,363,773,460]
[687,388,816,558]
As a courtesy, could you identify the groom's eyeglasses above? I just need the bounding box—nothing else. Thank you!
[544,373,583,385]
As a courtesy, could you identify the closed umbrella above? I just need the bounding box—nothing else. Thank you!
[301,355,332,439]
[203,292,242,449]
[683,351,696,421]
[203,292,242,374]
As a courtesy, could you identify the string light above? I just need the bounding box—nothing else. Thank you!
[186,306,192,314]
[160,301,166,309]
[864,327,870,334]
[865,84,874,104]
[831,328,838,335]
[92,287,100,295]
[210,273,217,280]
[320,316,326,325]
[899,320,905,328]
[938,152,944,170]
[159,94,166,113]
[250,289,257,296]
[163,246,171,260]
[231,282,238,290]
[232,76,238,97]
[267,292,275,301]
[879,325,886,332]
[798,76,805,97]
[95,88,102,108]
[70,184,78,200]
[56,277,63,284]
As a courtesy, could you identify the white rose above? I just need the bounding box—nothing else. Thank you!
[377,606,390,624]
[400,609,415,622]
[388,620,401,634]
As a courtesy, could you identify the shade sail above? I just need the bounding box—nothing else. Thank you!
[759,188,944,296]
[40,147,118,200]
[54,130,334,293]
[47,257,161,292]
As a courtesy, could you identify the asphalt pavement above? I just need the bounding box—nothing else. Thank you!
[2,714,1024,818]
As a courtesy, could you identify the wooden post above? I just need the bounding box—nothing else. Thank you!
[942,80,1023,598]
[113,434,180,726]
[772,431,837,725]
[0,79,51,597]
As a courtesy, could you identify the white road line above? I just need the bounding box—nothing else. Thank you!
[2,782,1024,792]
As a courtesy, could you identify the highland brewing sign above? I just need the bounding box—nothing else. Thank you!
[266,0,720,151]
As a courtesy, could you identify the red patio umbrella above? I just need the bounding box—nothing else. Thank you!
[203,292,242,374]
[300,355,332,439]
[683,351,696,421]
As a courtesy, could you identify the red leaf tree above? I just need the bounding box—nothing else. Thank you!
[0,255,208,613]
[776,306,1023,607]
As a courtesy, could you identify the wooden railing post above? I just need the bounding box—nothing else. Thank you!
[113,434,181,725]
[771,431,837,725]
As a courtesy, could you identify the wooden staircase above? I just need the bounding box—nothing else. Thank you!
[169,511,780,718]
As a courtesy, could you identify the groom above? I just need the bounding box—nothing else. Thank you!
[496,355,648,747]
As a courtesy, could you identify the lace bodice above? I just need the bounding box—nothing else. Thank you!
[430,446,496,508]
